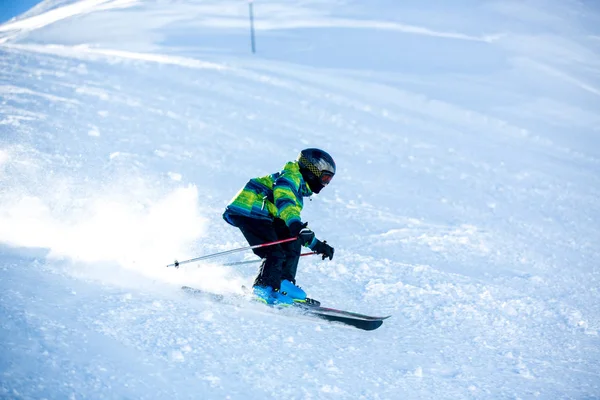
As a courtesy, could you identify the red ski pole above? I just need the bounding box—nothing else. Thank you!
[167,237,298,268]
[222,251,316,266]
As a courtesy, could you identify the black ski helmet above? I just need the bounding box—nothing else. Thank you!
[297,148,336,194]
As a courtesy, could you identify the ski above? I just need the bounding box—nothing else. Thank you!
[294,303,390,331]
[181,286,390,331]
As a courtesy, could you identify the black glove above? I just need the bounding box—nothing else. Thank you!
[290,221,315,246]
[298,228,315,247]
[311,239,334,260]
[289,221,308,237]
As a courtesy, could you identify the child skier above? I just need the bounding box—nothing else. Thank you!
[223,148,336,305]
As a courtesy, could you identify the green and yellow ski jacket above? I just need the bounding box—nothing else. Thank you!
[223,161,313,228]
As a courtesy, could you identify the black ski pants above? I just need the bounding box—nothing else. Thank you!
[227,215,301,291]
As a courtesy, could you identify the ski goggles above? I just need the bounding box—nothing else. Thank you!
[320,171,334,186]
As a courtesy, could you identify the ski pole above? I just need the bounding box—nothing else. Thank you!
[166,237,298,268]
[222,251,316,266]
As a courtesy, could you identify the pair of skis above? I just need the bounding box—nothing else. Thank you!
[181,286,390,331]
[171,243,390,331]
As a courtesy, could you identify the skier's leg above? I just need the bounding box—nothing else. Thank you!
[227,215,285,291]
[273,218,301,283]
[253,254,286,291]
[271,218,306,301]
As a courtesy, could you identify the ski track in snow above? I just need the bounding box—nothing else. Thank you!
[1,0,600,399]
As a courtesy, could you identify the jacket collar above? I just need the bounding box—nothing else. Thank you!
[285,161,313,197]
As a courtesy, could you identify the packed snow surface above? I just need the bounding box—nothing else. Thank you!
[1,0,599,399]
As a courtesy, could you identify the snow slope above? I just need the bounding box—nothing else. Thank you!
[1,0,599,398]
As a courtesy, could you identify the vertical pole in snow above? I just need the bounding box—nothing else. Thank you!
[248,0,256,54]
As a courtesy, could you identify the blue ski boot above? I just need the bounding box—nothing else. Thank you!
[253,285,274,304]
[270,289,294,306]
[280,279,307,302]
[253,285,293,306]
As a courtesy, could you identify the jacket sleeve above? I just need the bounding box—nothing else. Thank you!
[273,170,303,227]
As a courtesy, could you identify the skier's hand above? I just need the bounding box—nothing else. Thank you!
[298,228,316,247]
[311,239,334,260]
[289,221,308,237]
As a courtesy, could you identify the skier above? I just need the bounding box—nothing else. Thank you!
[223,148,336,305]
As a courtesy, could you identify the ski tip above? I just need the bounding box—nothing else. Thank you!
[363,320,384,331]
[327,316,386,331]
[358,317,391,330]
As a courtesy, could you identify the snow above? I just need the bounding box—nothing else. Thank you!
[1,0,600,399]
